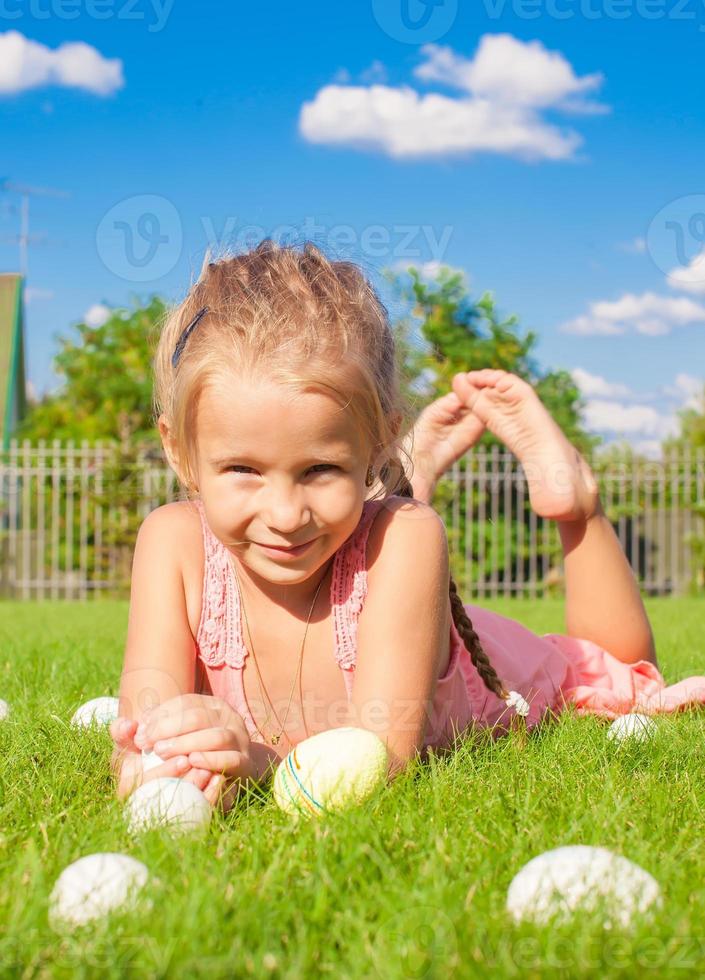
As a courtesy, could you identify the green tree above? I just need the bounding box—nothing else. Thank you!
[663,385,705,592]
[14,297,165,446]
[8,297,166,598]
[387,264,597,454]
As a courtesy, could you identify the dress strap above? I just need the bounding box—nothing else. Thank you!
[193,498,248,668]
[331,498,387,673]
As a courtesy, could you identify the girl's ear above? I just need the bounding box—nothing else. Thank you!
[157,414,189,485]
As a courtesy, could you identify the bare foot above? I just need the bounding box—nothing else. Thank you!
[403,380,486,501]
[455,369,599,522]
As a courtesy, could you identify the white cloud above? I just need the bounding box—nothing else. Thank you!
[627,439,664,460]
[0,30,124,96]
[83,303,111,327]
[25,287,54,303]
[359,60,388,85]
[583,399,679,440]
[666,247,705,295]
[580,371,705,449]
[299,34,607,162]
[414,36,606,113]
[391,259,468,285]
[560,291,705,336]
[571,367,632,399]
[616,237,647,254]
[663,372,705,412]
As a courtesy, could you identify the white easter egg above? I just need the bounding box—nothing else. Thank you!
[71,697,120,728]
[607,713,656,743]
[506,845,662,929]
[49,853,149,928]
[126,777,212,834]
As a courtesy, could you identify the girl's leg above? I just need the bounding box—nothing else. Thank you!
[557,504,657,667]
[413,370,657,668]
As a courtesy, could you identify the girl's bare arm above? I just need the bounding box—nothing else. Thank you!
[111,505,203,794]
[345,498,451,779]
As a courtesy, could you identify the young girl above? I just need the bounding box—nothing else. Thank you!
[110,240,705,813]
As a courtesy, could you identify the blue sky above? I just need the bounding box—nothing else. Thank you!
[2,0,705,454]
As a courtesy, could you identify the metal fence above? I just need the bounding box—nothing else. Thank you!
[1,439,704,600]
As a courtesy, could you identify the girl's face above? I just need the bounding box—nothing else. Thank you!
[193,376,373,594]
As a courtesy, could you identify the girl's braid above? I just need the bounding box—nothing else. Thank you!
[388,466,511,703]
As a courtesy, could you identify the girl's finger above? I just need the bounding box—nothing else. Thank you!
[179,767,214,794]
[202,775,224,808]
[152,727,241,760]
[135,706,219,749]
[141,755,191,783]
[187,749,246,776]
[110,718,138,749]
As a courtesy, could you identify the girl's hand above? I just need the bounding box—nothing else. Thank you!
[110,716,221,806]
[132,694,255,812]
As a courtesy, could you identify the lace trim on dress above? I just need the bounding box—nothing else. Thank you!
[331,499,386,671]
[194,496,385,672]
[194,499,248,668]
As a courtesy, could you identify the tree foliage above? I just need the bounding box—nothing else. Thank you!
[666,385,705,450]
[14,297,165,447]
[387,264,598,454]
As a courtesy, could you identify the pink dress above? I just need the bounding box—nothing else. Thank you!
[193,497,705,753]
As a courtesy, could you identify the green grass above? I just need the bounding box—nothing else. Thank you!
[1,598,705,978]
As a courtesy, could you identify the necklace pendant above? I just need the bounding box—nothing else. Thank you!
[270,733,281,745]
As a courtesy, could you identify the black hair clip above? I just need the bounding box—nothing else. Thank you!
[172,306,209,368]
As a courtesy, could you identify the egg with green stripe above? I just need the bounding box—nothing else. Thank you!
[273,727,389,819]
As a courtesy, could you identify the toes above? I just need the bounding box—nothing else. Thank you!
[452,373,482,410]
[465,369,507,387]
[496,373,534,398]
[495,372,523,393]
[435,390,464,413]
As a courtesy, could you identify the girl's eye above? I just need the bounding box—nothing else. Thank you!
[226,465,337,475]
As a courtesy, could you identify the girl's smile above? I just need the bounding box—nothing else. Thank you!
[191,376,374,610]
[254,537,318,559]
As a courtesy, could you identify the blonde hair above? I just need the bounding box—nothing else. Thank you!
[152,239,511,703]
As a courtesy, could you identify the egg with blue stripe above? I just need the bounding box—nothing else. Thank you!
[273,727,388,819]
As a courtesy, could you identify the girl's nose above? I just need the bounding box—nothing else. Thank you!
[261,490,311,533]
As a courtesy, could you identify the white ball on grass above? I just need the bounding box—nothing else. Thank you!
[0,698,9,721]
[49,853,149,928]
[126,777,212,834]
[607,713,656,744]
[506,845,662,930]
[273,726,388,820]
[71,697,120,728]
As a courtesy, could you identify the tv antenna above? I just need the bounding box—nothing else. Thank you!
[0,178,70,278]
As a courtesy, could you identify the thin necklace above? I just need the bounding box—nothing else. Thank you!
[231,556,328,746]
